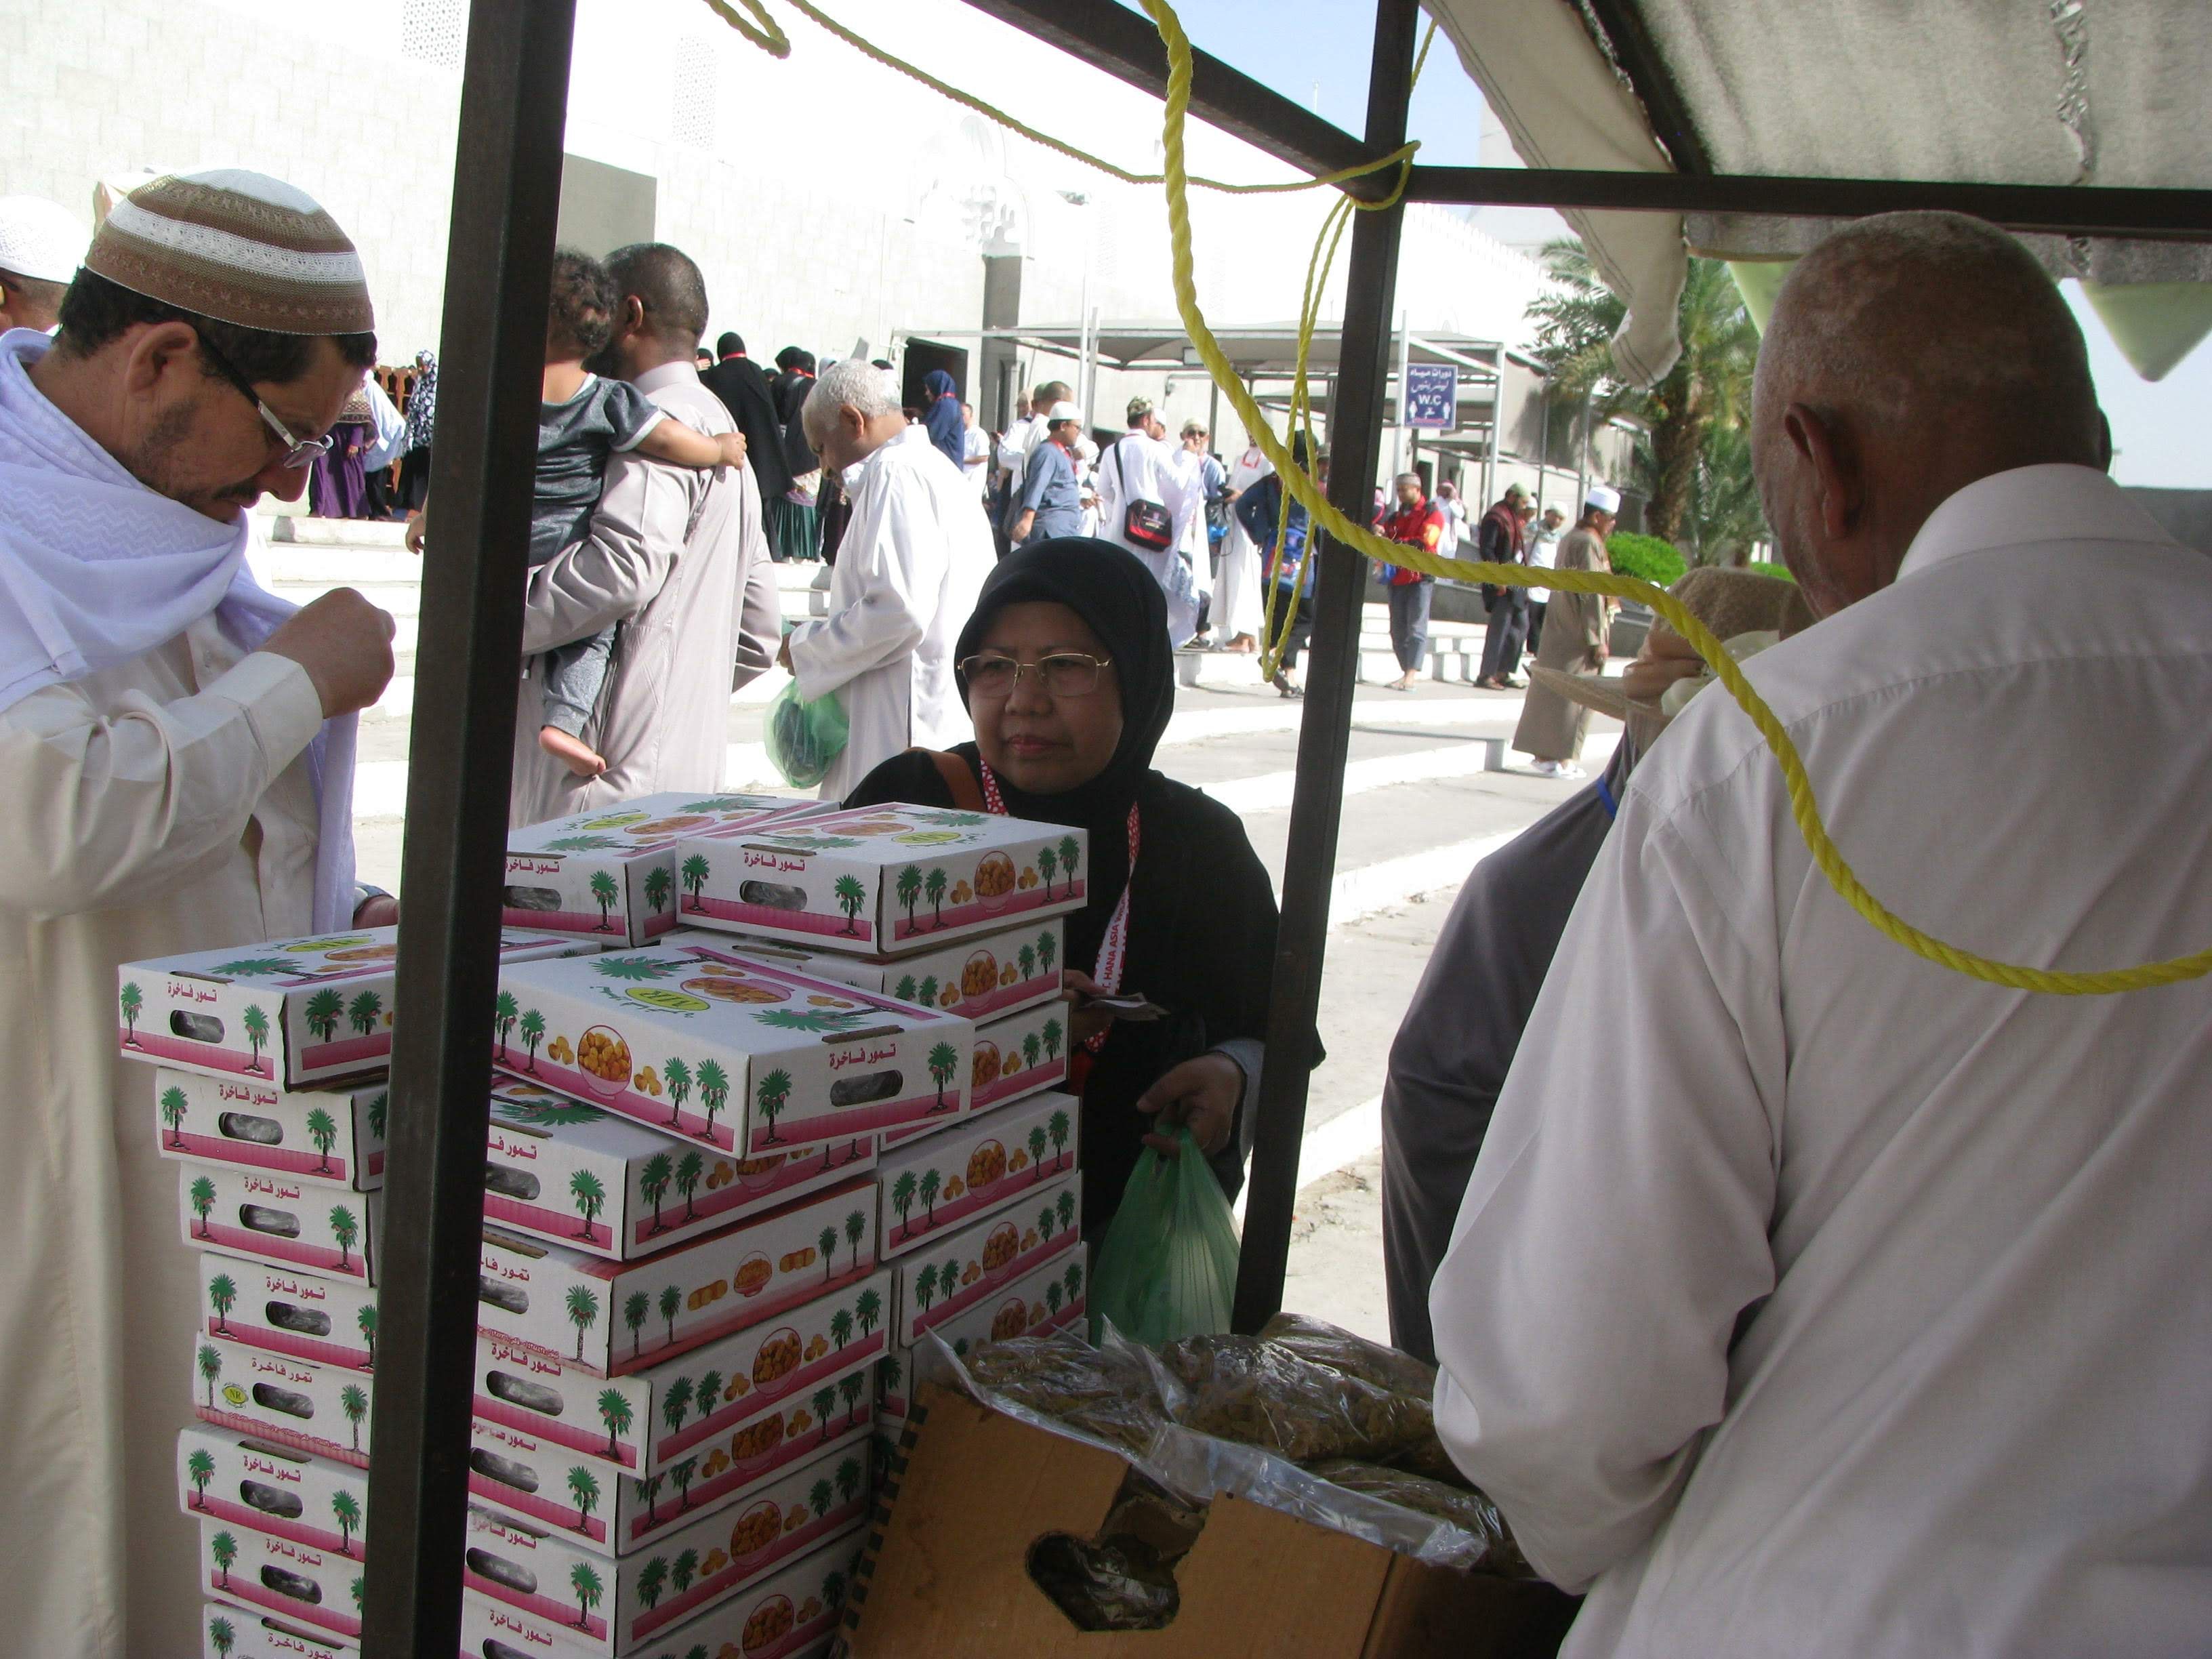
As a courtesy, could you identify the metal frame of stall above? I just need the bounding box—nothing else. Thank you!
[359,1,2212,1649]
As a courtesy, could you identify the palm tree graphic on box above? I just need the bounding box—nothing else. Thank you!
[207,1272,237,1334]
[623,1291,650,1357]
[1057,836,1080,898]
[565,1285,600,1361]
[329,1205,360,1271]
[832,874,868,935]
[680,853,710,909]
[331,1488,362,1553]
[305,1107,340,1174]
[924,868,948,928]
[569,1169,607,1238]
[161,1084,188,1146]
[186,1447,216,1507]
[347,989,382,1036]
[209,1528,239,1589]
[676,1149,704,1220]
[897,865,923,930]
[662,1376,694,1439]
[571,1559,604,1629]
[1039,930,1059,976]
[663,1056,692,1126]
[855,1285,882,1338]
[636,1555,668,1611]
[304,988,345,1044]
[567,1463,600,1528]
[119,981,144,1045]
[518,1008,546,1071]
[358,1304,377,1361]
[644,863,673,916]
[819,1223,838,1280]
[207,1614,235,1658]
[891,1170,918,1237]
[914,1263,938,1313]
[755,1067,794,1144]
[917,1168,940,1224]
[813,1385,837,1440]
[659,1283,682,1345]
[589,869,621,930]
[241,1004,271,1074]
[696,1059,730,1139]
[197,1343,222,1408]
[493,991,518,1058]
[641,1153,674,1233]
[1038,844,1057,896]
[845,1208,867,1267]
[927,1042,959,1111]
[189,1176,217,1237]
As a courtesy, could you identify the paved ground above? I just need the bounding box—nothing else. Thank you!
[262,525,1616,1347]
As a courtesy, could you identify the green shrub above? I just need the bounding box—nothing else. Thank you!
[1744,560,1795,583]
[1605,532,1686,589]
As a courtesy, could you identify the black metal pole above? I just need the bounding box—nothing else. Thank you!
[1231,0,1418,1334]
[360,3,574,1652]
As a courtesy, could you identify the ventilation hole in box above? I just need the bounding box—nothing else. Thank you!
[240,1204,301,1239]
[239,1480,304,1519]
[260,1565,323,1605]
[485,1371,564,1416]
[483,1642,533,1659]
[504,885,563,912]
[218,1111,285,1145]
[478,1277,529,1315]
[169,1010,225,1043]
[830,1069,903,1107]
[264,1300,332,1336]
[251,1384,314,1420]
[468,1448,538,1494]
[737,880,808,910]
[466,1550,539,1595]
[483,1164,541,1202]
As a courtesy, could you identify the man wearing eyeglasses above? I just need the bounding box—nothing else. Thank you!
[0,169,394,1658]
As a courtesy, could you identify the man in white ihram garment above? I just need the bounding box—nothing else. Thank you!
[1431,211,2212,1656]
[0,169,396,1657]
[1214,431,1271,651]
[1092,394,1197,649]
[781,358,993,800]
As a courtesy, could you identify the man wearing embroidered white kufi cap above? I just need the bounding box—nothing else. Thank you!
[0,194,87,331]
[0,168,394,1656]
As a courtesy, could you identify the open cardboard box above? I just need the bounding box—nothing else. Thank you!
[685,915,1067,1027]
[121,926,596,1088]
[506,793,840,948]
[184,1160,380,1284]
[878,1090,1077,1260]
[200,1603,358,1658]
[484,1076,877,1263]
[197,1252,378,1372]
[192,1330,375,1469]
[473,1269,890,1483]
[495,947,973,1155]
[668,802,1087,956]
[156,1067,386,1192]
[844,1389,1579,1659]
[178,1425,368,1559]
[476,1176,878,1378]
[463,1441,869,1656]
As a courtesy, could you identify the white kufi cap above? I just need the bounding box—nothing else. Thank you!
[1584,483,1622,514]
[0,195,89,284]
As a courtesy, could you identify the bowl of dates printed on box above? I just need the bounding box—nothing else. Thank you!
[878,1089,1078,1259]
[483,1076,878,1263]
[177,1425,368,1560]
[155,1067,388,1192]
[120,925,598,1089]
[191,1330,375,1469]
[197,1603,358,1659]
[182,1160,380,1284]
[495,947,973,1155]
[194,1515,362,1643]
[505,793,842,948]
[197,1254,378,1372]
[668,802,1088,954]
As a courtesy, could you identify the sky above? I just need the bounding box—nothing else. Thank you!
[1118,0,2211,487]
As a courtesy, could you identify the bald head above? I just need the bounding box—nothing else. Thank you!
[1752,211,2104,616]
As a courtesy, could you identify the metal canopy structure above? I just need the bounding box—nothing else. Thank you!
[359,2,2212,1651]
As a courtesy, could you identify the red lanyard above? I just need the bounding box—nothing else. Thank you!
[978,760,1139,1054]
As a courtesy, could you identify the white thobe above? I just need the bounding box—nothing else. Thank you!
[1216,445,1272,638]
[1431,466,2212,1657]
[787,424,993,800]
[1093,430,1197,647]
[1172,448,1215,618]
[1,617,325,1658]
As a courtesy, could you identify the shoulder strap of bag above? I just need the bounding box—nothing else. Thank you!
[909,747,988,813]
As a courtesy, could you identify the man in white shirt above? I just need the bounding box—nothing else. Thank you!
[782,358,993,798]
[961,401,990,497]
[1432,211,2212,1656]
[1524,501,1563,649]
[1093,395,1197,648]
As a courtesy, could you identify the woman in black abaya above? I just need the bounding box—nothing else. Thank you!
[846,538,1311,1234]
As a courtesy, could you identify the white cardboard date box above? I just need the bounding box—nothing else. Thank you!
[196,1515,361,1642]
[192,1330,375,1469]
[157,1067,386,1192]
[506,793,838,948]
[199,1604,357,1658]
[477,1176,878,1377]
[121,926,598,1088]
[178,1426,368,1559]
[484,1076,876,1264]
[890,1170,1083,1348]
[876,1090,1078,1259]
[963,999,1071,1118]
[886,1250,1089,1407]
[495,947,972,1156]
[474,1269,891,1483]
[184,1160,380,1284]
[680,916,1066,1027]
[669,802,1088,956]
[463,1441,869,1655]
[197,1252,378,1372]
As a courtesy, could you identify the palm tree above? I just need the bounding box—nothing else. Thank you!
[754,1067,792,1144]
[160,1084,189,1147]
[927,1043,958,1111]
[329,1205,359,1271]
[241,1003,271,1073]
[207,1272,237,1334]
[1064,1262,1084,1305]
[1038,844,1058,897]
[890,1170,918,1237]
[680,853,710,909]
[818,1223,839,1281]
[884,1354,905,1395]
[569,1168,607,1238]
[518,1008,546,1071]
[918,1168,941,1223]
[571,1559,604,1629]
[1057,836,1080,896]
[340,1383,369,1452]
[640,1153,674,1233]
[896,865,924,929]
[186,1446,216,1507]
[663,1374,695,1440]
[637,1469,665,1525]
[304,987,344,1044]
[1023,1031,1042,1072]
[924,867,947,926]
[636,1554,669,1612]
[623,1290,651,1357]
[834,1456,861,1505]
[1038,930,1058,977]
[658,1283,682,1346]
[565,1285,600,1361]
[1048,1282,1064,1317]
[832,874,867,935]
[675,1149,704,1221]
[331,1489,362,1553]
[895,973,918,1003]
[209,1528,239,1589]
[839,1370,866,1424]
[916,1263,939,1312]
[358,1304,377,1361]
[697,1369,724,1420]
[1018,944,1037,983]
[588,869,621,929]
[918,975,939,1011]
[696,1059,730,1139]
[812,1385,837,1441]
[670,1456,698,1510]
[1056,1189,1075,1234]
[119,981,145,1046]
[367,1090,387,1142]
[672,1547,699,1595]
[823,1568,848,1614]
[598,1387,634,1456]
[809,1475,835,1519]
[644,863,673,915]
[207,1614,235,1656]
[567,1463,601,1528]
[304,1107,339,1174]
[830,1308,853,1351]
[346,990,382,1037]
[1038,1205,1057,1244]
[493,991,519,1058]
[190,1175,218,1237]
[1048,1108,1071,1170]
[844,1208,867,1268]
[855,1286,882,1339]
[1028,1127,1048,1170]
[663,1055,692,1126]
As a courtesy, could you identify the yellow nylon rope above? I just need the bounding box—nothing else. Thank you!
[699,0,2212,996]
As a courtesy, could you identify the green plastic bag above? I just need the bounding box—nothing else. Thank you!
[1091,1128,1242,1345]
[764,679,848,789]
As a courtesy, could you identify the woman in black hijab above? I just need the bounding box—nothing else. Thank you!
[846,538,1309,1234]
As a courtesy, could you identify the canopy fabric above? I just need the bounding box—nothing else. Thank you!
[1429,0,2212,382]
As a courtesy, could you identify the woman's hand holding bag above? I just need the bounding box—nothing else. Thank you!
[1090,1124,1243,1345]
[1134,1052,1243,1159]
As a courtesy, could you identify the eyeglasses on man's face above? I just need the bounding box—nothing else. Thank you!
[194,331,333,470]
[959,651,1113,698]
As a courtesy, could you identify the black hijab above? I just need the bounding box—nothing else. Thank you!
[950,537,1174,977]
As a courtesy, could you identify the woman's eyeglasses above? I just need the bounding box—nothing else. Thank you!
[959,652,1113,698]
[194,331,333,470]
